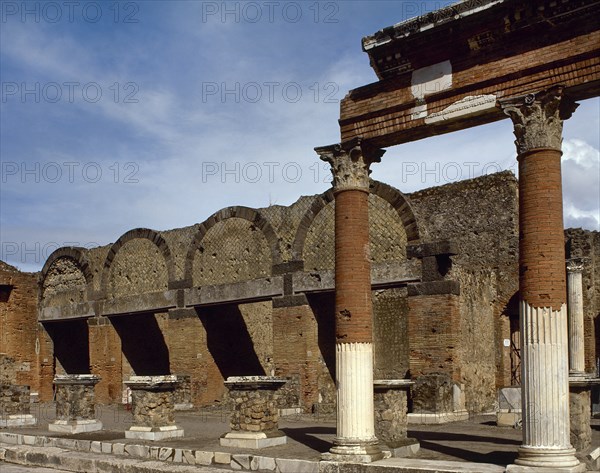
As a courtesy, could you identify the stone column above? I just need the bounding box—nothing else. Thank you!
[124,375,183,441]
[49,374,102,433]
[501,87,584,472]
[316,138,386,462]
[567,259,586,377]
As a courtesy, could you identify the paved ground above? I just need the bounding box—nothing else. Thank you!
[1,464,74,473]
[5,403,598,467]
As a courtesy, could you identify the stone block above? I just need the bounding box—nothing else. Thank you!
[195,450,214,465]
[173,448,182,463]
[275,458,319,473]
[101,442,112,454]
[112,443,125,455]
[182,449,195,464]
[124,443,150,458]
[158,447,173,461]
[232,454,251,469]
[75,439,91,451]
[251,455,276,471]
[214,451,231,464]
[220,431,287,449]
[90,441,102,453]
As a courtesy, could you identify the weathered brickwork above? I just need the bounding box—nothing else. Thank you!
[106,238,169,298]
[41,257,87,307]
[88,317,122,404]
[0,263,53,401]
[372,288,409,379]
[192,217,272,286]
[1,170,595,416]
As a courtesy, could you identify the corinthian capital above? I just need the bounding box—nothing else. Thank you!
[499,86,579,155]
[315,138,385,192]
[566,258,585,273]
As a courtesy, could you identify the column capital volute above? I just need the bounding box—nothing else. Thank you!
[315,137,385,192]
[498,86,579,156]
[566,257,585,273]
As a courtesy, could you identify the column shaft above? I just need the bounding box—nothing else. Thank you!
[316,138,385,462]
[567,264,586,375]
[501,87,582,471]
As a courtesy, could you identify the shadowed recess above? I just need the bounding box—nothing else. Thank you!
[196,304,265,378]
[44,319,90,374]
[110,313,171,375]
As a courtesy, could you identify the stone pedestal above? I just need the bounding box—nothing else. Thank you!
[173,374,193,411]
[220,376,287,449]
[374,380,419,457]
[0,384,36,428]
[569,377,600,452]
[408,373,468,425]
[49,374,102,434]
[497,386,522,428]
[124,375,184,441]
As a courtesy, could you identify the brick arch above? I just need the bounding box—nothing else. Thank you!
[292,181,420,261]
[40,247,93,308]
[41,247,93,285]
[100,228,175,297]
[184,206,282,283]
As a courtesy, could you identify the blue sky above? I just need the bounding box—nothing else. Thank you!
[1,1,599,272]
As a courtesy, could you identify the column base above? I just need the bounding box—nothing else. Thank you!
[322,438,388,463]
[509,446,584,471]
[506,465,586,472]
[220,431,287,449]
[125,425,184,441]
[48,419,102,434]
[407,410,469,424]
[0,414,36,428]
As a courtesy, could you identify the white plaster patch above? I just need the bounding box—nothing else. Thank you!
[410,60,452,99]
[424,94,497,124]
[411,103,427,120]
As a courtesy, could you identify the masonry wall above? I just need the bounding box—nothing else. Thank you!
[407,171,520,412]
[0,261,53,401]
[24,172,599,415]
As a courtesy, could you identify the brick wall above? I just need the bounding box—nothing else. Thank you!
[0,262,53,401]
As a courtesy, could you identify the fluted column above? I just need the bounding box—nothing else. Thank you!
[315,138,386,462]
[567,260,586,377]
[501,87,584,472]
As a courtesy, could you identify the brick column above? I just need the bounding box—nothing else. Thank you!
[501,87,583,472]
[316,138,386,462]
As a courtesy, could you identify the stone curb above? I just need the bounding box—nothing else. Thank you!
[0,433,319,473]
[0,433,509,473]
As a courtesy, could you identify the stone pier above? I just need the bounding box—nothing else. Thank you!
[220,376,287,449]
[374,379,419,457]
[502,87,584,472]
[0,384,36,428]
[124,375,184,441]
[316,138,387,463]
[49,374,102,434]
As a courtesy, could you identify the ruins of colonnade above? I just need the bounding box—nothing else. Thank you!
[1,0,600,471]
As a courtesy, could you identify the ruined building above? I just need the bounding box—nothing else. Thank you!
[1,172,598,419]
